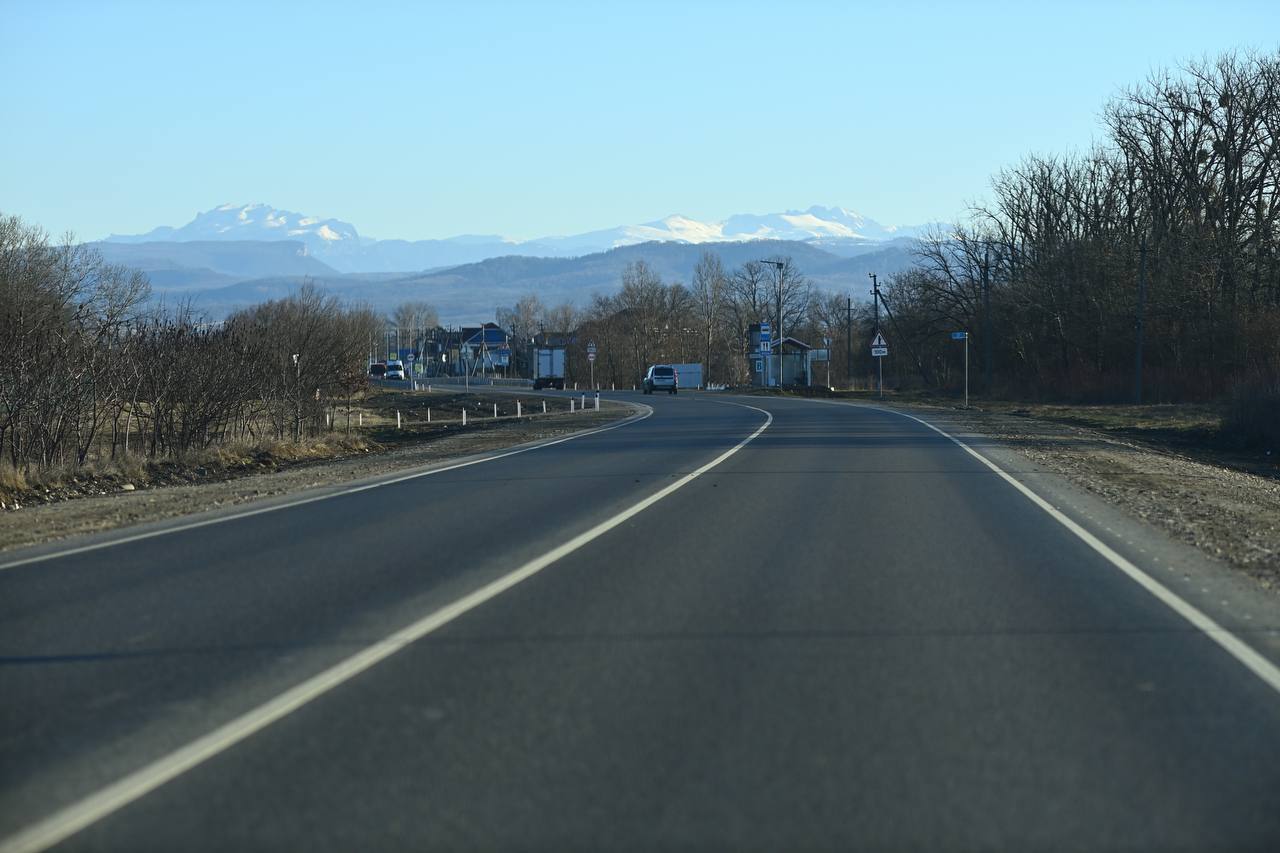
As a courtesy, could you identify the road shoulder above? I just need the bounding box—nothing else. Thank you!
[0,402,643,560]
[888,401,1280,661]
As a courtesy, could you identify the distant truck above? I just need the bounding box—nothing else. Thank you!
[671,363,703,390]
[532,346,566,390]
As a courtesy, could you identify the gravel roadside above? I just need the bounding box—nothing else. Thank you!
[0,405,631,554]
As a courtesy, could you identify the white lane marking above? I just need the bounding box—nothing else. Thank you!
[873,404,1280,697]
[0,403,772,853]
[0,406,652,573]
[750,394,1280,695]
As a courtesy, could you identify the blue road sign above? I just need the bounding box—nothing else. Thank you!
[951,331,968,340]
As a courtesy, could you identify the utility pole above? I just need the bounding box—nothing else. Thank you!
[869,272,882,398]
[846,296,853,388]
[1135,235,1147,404]
[869,273,880,330]
[982,245,992,392]
[776,266,783,387]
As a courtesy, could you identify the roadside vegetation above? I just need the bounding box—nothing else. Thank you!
[5,51,1275,514]
[879,50,1280,449]
[0,214,383,501]
[504,49,1280,454]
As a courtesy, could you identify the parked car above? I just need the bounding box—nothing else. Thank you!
[643,364,678,394]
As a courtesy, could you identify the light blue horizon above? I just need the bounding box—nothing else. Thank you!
[3,0,1277,242]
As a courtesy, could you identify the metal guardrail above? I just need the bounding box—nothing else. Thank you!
[425,376,535,388]
[367,376,535,390]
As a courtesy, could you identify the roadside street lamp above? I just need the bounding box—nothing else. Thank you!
[760,260,785,388]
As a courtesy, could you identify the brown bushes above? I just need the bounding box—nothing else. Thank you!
[0,213,380,476]
[882,50,1280,404]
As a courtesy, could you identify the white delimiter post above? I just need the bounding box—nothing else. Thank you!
[570,398,575,412]
[493,403,497,419]
[427,407,432,423]
[396,410,401,430]
[542,400,547,414]
[594,392,600,411]
[517,401,522,417]
[462,408,467,426]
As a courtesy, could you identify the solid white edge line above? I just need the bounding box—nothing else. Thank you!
[0,402,772,853]
[0,405,652,572]
[861,401,1280,698]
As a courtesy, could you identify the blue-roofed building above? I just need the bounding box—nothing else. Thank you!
[460,323,512,375]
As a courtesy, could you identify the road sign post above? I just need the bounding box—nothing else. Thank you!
[870,331,888,398]
[951,331,969,408]
[587,340,597,390]
[759,322,772,388]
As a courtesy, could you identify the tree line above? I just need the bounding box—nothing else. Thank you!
[494,255,874,389]
[1,214,380,474]
[883,49,1280,402]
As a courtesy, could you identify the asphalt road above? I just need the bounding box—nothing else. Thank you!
[2,391,1279,851]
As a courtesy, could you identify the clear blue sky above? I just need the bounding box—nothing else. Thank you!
[3,0,1276,242]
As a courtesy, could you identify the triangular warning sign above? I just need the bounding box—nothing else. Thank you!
[871,332,887,347]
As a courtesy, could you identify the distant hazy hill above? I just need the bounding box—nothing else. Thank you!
[88,240,338,289]
[172,240,918,322]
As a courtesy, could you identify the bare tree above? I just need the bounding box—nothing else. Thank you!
[691,251,727,384]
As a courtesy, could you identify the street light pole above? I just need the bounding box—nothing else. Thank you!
[761,260,785,388]
[983,245,992,392]
[1135,235,1147,404]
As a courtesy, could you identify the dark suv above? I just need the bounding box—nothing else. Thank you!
[643,364,678,394]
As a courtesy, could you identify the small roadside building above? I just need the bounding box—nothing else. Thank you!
[459,323,512,376]
[748,323,812,387]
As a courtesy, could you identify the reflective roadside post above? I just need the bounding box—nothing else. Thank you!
[952,331,969,408]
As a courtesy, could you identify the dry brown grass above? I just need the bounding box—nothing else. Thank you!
[0,462,28,495]
[0,434,374,509]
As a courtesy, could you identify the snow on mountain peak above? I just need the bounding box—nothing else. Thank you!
[119,204,361,248]
[105,204,939,271]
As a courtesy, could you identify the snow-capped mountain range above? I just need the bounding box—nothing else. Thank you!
[106,203,940,273]
[115,204,361,246]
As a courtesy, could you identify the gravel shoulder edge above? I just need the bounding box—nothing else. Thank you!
[859,398,1280,655]
[0,402,647,563]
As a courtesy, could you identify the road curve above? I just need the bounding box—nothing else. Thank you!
[2,391,1279,852]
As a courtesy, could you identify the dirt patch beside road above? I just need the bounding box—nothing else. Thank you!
[0,397,631,554]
